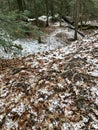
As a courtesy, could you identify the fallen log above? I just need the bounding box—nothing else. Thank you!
[62,16,74,25]
[68,26,85,37]
[78,24,98,30]
[62,16,85,37]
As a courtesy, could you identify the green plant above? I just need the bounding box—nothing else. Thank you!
[0,10,44,54]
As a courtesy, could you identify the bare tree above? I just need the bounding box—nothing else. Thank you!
[50,0,55,22]
[16,0,25,11]
[45,0,49,27]
[33,0,38,26]
[74,0,80,40]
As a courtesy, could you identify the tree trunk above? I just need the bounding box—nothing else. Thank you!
[45,0,49,27]
[33,0,38,26]
[7,0,11,11]
[59,0,63,27]
[17,0,24,11]
[50,0,54,22]
[74,0,80,40]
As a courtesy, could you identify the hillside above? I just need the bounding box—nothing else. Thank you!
[0,32,98,129]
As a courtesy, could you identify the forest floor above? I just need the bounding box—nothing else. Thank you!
[0,22,98,129]
[0,22,83,59]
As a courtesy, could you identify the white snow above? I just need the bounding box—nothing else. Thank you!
[88,71,98,77]
[38,15,47,22]
[0,22,83,59]
[0,21,98,130]
[27,18,36,22]
[94,43,98,48]
[5,119,18,130]
[11,103,25,116]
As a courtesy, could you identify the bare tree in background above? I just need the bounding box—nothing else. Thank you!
[74,0,80,40]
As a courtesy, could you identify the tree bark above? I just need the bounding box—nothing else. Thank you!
[50,0,54,22]
[59,0,63,27]
[62,16,85,37]
[33,0,38,26]
[45,0,49,27]
[17,0,24,11]
[7,0,11,11]
[74,0,80,40]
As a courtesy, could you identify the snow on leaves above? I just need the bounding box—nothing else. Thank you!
[0,33,98,129]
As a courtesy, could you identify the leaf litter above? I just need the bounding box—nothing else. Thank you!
[0,30,98,129]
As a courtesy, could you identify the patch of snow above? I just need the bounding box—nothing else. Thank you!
[62,122,72,130]
[5,119,18,130]
[88,70,98,77]
[28,18,36,22]
[11,103,26,116]
[14,39,49,55]
[89,113,98,122]
[92,123,98,129]
[1,89,8,97]
[38,88,53,96]
[52,63,58,70]
[0,114,5,122]
[55,14,59,18]
[62,119,86,130]
[64,109,73,116]
[87,58,97,65]
[14,93,23,103]
[94,43,98,48]
[31,126,36,130]
[82,117,89,123]
[0,23,83,59]
[52,22,60,27]
[95,98,98,105]
[38,15,47,22]
[71,122,85,130]
[91,87,98,96]
[48,99,60,112]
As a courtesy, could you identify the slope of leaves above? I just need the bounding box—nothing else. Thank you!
[0,34,98,129]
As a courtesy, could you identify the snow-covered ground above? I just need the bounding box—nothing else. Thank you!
[0,22,83,59]
[0,22,98,130]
